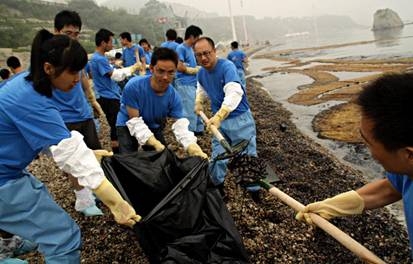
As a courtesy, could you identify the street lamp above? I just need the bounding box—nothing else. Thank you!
[227,0,237,41]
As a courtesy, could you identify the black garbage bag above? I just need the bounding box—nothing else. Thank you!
[101,149,249,264]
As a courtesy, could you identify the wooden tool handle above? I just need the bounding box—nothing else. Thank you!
[198,111,226,142]
[267,186,385,264]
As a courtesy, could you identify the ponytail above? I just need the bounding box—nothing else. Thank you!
[26,29,87,97]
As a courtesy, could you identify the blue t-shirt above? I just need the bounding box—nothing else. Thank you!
[160,41,179,51]
[116,75,183,129]
[122,44,144,67]
[175,43,197,86]
[197,58,250,118]
[0,73,70,185]
[0,71,27,89]
[227,49,246,70]
[51,74,93,123]
[90,52,121,100]
[143,50,152,75]
[387,172,413,256]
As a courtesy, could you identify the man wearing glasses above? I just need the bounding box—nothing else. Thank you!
[193,37,259,198]
[115,48,207,159]
[52,10,106,217]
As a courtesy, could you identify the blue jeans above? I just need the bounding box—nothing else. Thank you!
[209,110,257,186]
[237,69,246,88]
[0,173,81,263]
[173,81,204,133]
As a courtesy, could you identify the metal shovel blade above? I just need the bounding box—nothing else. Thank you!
[265,162,280,184]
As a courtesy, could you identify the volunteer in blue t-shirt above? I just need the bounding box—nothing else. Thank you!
[116,47,206,159]
[90,29,140,150]
[0,30,140,264]
[160,28,179,52]
[119,31,146,76]
[227,41,247,87]
[175,25,204,135]
[193,37,259,195]
[52,9,106,217]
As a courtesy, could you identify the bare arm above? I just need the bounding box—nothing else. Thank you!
[177,60,186,73]
[81,71,93,97]
[126,106,140,119]
[136,48,146,75]
[357,178,402,210]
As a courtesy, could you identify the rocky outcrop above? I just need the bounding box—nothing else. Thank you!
[372,8,404,31]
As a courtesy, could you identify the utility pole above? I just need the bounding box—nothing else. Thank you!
[227,0,237,41]
[240,0,248,45]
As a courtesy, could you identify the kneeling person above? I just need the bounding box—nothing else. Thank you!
[116,48,207,158]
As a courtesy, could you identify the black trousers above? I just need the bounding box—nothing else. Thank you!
[97,97,120,141]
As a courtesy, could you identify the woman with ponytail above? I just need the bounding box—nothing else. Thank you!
[0,30,140,263]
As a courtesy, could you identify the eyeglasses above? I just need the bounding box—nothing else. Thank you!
[195,50,212,59]
[154,67,176,77]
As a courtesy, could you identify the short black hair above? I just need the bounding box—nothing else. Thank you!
[0,68,10,80]
[184,25,202,40]
[175,37,183,44]
[139,38,149,46]
[6,56,21,69]
[54,10,82,31]
[357,73,413,151]
[151,47,178,67]
[165,29,177,40]
[96,28,114,47]
[231,41,239,49]
[119,32,132,42]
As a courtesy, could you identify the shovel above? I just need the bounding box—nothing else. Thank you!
[255,179,385,264]
[198,111,279,183]
[199,111,249,159]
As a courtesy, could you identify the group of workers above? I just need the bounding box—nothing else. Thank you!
[1,6,413,264]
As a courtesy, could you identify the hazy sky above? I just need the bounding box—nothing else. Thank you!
[96,0,413,26]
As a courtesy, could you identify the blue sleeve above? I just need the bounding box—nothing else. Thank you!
[387,172,403,193]
[15,108,70,151]
[169,91,184,119]
[138,46,145,60]
[122,80,141,111]
[176,46,186,62]
[223,61,240,83]
[97,56,112,77]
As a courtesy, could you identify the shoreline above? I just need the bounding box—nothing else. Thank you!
[247,41,413,229]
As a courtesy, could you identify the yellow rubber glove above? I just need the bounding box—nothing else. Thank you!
[146,135,165,152]
[86,86,105,117]
[93,149,113,163]
[187,143,208,159]
[207,105,231,130]
[93,178,141,227]
[185,66,200,75]
[295,190,364,226]
[129,62,142,74]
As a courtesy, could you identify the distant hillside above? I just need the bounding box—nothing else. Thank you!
[100,0,218,18]
[0,0,183,51]
[0,0,364,51]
